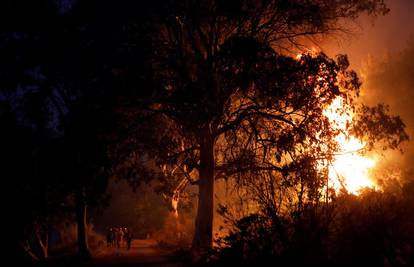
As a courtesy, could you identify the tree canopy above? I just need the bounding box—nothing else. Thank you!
[1,0,409,263]
[110,0,405,257]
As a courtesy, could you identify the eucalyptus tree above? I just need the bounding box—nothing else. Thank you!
[116,0,405,257]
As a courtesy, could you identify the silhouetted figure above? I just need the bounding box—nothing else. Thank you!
[124,228,132,249]
[123,227,128,248]
[111,228,116,247]
[119,227,125,248]
[115,228,120,248]
[106,228,113,247]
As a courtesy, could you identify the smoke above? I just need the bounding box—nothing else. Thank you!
[318,0,414,186]
[321,0,414,70]
[358,42,414,183]
[93,179,170,238]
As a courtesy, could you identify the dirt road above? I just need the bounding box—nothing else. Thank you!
[79,239,184,267]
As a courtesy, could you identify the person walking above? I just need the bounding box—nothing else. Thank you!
[125,228,132,250]
[110,227,116,247]
[116,228,121,248]
[119,227,124,248]
[106,228,113,247]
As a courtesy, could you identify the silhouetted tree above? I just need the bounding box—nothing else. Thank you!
[1,1,409,264]
[0,0,118,259]
[112,0,402,258]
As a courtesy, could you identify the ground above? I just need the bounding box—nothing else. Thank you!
[48,239,185,267]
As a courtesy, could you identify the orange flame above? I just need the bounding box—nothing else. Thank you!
[324,97,376,194]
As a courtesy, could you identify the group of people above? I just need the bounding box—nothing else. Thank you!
[106,227,133,249]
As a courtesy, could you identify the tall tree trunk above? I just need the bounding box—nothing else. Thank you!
[76,188,91,259]
[191,125,215,260]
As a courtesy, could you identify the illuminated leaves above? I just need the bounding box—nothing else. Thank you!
[352,104,409,151]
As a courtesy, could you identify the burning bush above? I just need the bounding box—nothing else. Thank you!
[207,180,414,267]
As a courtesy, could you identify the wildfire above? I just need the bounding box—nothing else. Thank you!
[323,97,376,194]
[295,50,377,194]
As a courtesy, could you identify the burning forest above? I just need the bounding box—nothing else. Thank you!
[2,1,414,267]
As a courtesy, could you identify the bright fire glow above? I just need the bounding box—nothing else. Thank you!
[324,97,376,194]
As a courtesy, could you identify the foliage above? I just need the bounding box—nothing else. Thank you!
[104,0,399,254]
[0,0,408,262]
[0,0,119,260]
[360,41,414,172]
[209,180,414,267]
